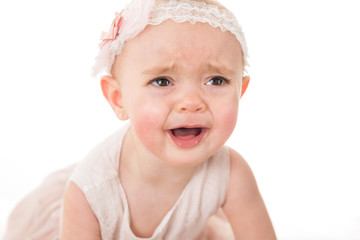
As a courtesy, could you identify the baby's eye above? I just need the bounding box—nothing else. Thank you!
[151,78,173,87]
[206,77,229,86]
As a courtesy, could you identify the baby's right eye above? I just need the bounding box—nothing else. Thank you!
[151,78,173,87]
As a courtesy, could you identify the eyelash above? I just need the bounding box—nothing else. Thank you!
[149,76,230,87]
[206,76,230,86]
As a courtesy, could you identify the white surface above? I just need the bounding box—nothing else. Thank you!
[0,0,360,239]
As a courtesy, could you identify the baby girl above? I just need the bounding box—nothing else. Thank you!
[4,0,276,239]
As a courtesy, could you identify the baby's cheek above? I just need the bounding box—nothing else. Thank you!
[217,101,239,137]
[130,99,166,145]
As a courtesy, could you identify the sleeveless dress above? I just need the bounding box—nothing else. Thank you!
[3,126,230,240]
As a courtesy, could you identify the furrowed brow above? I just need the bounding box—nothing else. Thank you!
[204,63,235,76]
[142,64,177,75]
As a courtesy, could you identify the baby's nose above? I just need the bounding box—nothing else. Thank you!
[175,92,207,113]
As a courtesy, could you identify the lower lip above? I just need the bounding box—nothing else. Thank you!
[168,128,208,148]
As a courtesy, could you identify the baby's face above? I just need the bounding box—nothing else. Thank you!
[112,20,245,166]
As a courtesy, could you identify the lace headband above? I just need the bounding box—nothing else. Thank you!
[92,0,249,76]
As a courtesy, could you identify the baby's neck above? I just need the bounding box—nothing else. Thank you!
[119,128,198,191]
[118,130,200,238]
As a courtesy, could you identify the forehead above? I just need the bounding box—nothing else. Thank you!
[114,20,244,75]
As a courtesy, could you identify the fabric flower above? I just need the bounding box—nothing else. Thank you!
[99,12,123,48]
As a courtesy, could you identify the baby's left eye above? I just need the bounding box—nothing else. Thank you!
[206,77,229,86]
[150,77,173,87]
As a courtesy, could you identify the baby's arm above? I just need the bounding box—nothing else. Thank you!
[60,181,101,240]
[222,149,276,239]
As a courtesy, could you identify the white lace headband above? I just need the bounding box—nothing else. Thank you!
[92,0,249,76]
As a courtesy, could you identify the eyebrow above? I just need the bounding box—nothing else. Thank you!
[142,64,177,75]
[204,63,235,76]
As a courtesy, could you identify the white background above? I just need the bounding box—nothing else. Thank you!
[0,0,359,239]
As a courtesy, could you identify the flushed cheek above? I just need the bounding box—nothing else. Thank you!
[128,97,168,147]
[214,99,239,140]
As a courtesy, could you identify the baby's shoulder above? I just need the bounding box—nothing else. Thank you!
[71,128,127,191]
[61,181,101,238]
[228,147,248,171]
[222,148,277,238]
[226,148,259,198]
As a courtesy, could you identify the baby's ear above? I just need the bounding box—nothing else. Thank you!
[241,76,250,98]
[100,75,129,120]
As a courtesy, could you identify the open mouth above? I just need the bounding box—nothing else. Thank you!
[168,127,208,148]
[171,127,202,139]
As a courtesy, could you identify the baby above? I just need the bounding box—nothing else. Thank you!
[4,0,276,239]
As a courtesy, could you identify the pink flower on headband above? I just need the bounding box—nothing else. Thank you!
[99,12,123,48]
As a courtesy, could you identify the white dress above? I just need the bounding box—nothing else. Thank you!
[3,126,230,240]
